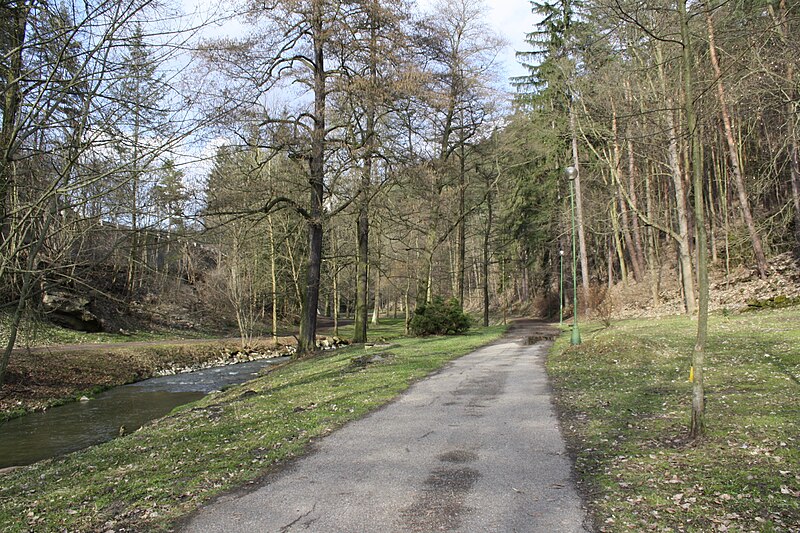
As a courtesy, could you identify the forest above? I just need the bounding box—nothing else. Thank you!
[1,0,798,385]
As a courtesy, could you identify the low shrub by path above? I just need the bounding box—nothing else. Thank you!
[0,324,505,532]
[548,307,800,531]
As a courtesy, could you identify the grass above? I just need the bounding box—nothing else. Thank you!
[325,317,409,341]
[0,311,218,348]
[0,321,506,532]
[548,307,800,532]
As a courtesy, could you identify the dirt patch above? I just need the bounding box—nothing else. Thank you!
[606,252,800,319]
[401,467,481,531]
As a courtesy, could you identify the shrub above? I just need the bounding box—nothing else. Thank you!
[588,285,614,327]
[409,297,471,336]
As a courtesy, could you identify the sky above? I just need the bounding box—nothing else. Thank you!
[464,0,535,88]
[185,0,536,92]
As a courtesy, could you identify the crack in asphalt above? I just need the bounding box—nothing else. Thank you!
[279,503,317,533]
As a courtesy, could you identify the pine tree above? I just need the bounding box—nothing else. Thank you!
[150,160,187,232]
[113,23,170,293]
[513,0,581,104]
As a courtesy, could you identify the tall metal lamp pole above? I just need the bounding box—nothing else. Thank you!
[564,166,582,345]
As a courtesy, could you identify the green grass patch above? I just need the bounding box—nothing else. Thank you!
[0,311,217,348]
[0,324,505,532]
[324,317,409,341]
[548,308,799,531]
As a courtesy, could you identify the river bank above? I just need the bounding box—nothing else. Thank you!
[0,357,291,469]
[0,338,296,422]
[0,323,507,532]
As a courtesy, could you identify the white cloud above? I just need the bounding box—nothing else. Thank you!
[485,0,536,84]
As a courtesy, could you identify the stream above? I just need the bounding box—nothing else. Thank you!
[0,357,287,469]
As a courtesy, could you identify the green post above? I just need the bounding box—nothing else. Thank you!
[559,249,564,326]
[565,166,582,345]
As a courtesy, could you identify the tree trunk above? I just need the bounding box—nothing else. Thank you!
[657,42,696,315]
[354,176,370,342]
[644,165,661,306]
[405,248,412,334]
[791,127,800,259]
[416,232,436,308]
[268,215,279,344]
[457,140,466,304]
[483,171,493,327]
[569,102,590,299]
[611,105,644,281]
[298,0,326,356]
[610,200,628,285]
[670,122,696,315]
[704,4,768,277]
[353,10,380,343]
[770,0,800,257]
[682,0,708,439]
[623,85,647,274]
[371,242,380,325]
[0,1,28,237]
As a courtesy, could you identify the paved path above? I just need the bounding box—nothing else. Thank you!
[181,320,590,532]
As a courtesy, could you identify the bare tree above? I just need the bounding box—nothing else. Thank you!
[0,0,206,385]
[410,0,504,307]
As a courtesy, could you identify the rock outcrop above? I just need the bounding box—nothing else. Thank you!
[42,290,103,332]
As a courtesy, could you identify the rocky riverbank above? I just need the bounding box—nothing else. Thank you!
[0,334,351,422]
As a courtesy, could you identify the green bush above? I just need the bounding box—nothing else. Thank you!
[409,297,471,336]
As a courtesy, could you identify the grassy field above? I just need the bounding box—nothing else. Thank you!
[548,307,800,532]
[0,320,506,532]
[0,311,220,348]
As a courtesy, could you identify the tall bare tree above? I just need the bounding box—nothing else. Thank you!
[410,0,503,307]
[704,2,768,278]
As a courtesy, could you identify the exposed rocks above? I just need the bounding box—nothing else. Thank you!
[350,352,393,369]
[42,290,103,332]
[316,336,350,350]
[152,346,292,377]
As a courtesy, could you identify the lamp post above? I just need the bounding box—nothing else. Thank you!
[564,166,582,345]
[559,249,564,326]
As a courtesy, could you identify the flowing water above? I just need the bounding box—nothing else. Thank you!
[0,357,287,469]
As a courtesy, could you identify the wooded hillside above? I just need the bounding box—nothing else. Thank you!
[2,0,798,383]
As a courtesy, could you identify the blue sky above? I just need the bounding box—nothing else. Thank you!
[183,0,536,91]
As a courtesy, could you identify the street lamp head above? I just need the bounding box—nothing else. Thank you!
[564,166,578,181]
[559,249,564,256]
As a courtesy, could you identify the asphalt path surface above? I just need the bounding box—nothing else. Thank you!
[181,320,590,532]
